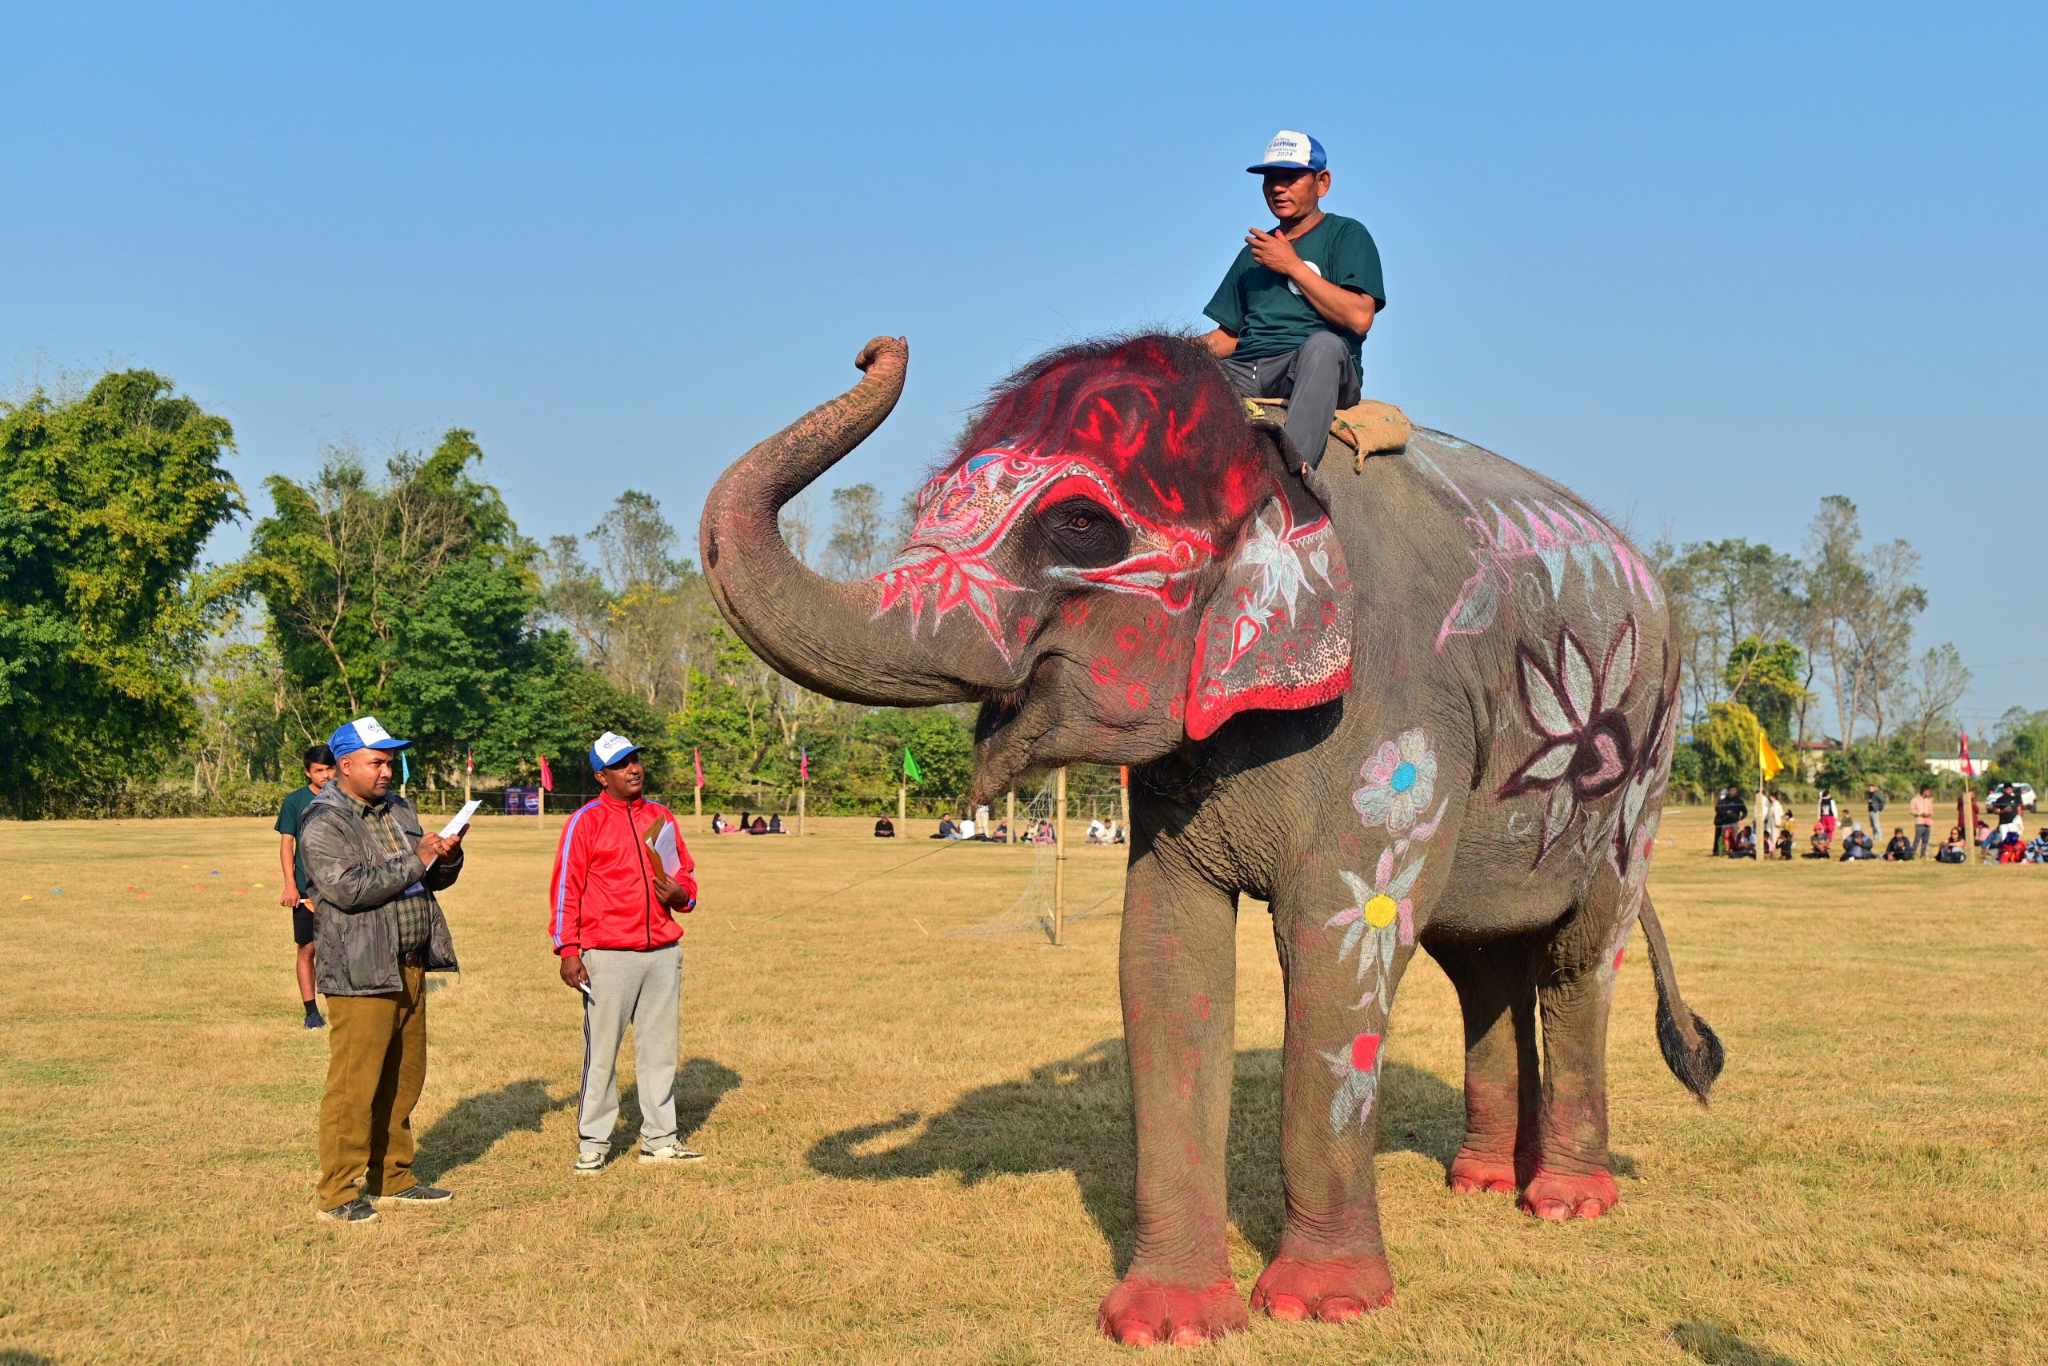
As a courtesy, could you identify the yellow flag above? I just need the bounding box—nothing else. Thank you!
[1756,721,1785,783]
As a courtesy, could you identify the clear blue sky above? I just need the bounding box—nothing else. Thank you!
[5,3,2041,735]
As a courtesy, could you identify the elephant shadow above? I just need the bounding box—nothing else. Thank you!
[806,1040,1464,1274]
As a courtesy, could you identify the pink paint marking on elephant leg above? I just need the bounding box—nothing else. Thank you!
[1251,1254,1394,1323]
[1098,1277,1246,1347]
[1448,1078,1539,1195]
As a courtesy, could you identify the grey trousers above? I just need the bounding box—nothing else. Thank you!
[578,944,680,1154]
[1220,330,1361,468]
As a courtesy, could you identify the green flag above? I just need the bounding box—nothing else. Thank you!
[903,748,922,784]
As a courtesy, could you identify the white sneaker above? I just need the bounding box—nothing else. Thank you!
[639,1142,704,1164]
[574,1150,606,1174]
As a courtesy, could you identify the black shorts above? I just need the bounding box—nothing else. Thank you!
[292,905,318,947]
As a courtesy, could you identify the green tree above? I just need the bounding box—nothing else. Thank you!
[0,371,245,814]
[1724,638,1806,749]
[245,430,544,780]
[1689,701,1764,794]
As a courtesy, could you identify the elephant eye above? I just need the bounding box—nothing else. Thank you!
[1037,496,1128,568]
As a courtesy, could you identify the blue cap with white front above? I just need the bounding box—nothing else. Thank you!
[589,730,643,772]
[1247,129,1327,174]
[329,715,411,759]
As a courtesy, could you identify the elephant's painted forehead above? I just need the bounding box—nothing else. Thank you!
[947,336,1270,525]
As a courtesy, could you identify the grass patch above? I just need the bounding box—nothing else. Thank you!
[0,808,2042,1361]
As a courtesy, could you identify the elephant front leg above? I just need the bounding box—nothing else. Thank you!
[1097,856,1246,1347]
[1250,893,1414,1322]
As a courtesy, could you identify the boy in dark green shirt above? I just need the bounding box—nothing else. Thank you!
[1201,129,1386,469]
[275,742,337,1028]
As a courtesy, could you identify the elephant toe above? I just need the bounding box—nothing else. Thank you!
[1097,1275,1245,1347]
[1251,1254,1394,1324]
[1520,1167,1620,1221]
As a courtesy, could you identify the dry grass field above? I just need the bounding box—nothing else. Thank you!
[1,802,2045,1363]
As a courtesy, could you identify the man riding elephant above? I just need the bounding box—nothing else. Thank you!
[1201,129,1386,470]
[699,332,1720,1345]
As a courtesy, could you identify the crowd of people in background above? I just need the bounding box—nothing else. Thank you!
[1708,781,2046,865]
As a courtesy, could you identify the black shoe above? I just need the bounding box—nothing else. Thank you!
[303,1008,326,1030]
[375,1184,453,1205]
[317,1198,378,1224]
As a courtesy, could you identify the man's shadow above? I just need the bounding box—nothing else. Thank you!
[417,1059,740,1180]
[806,1040,1466,1273]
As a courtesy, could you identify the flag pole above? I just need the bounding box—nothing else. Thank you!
[1052,766,1068,946]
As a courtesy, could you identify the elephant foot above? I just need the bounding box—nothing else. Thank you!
[1097,1275,1245,1347]
[1250,1254,1393,1323]
[1519,1166,1620,1221]
[1447,1147,1521,1196]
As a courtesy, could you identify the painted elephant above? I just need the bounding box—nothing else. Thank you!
[698,334,1723,1345]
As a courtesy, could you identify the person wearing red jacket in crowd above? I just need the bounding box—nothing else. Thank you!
[549,731,701,1173]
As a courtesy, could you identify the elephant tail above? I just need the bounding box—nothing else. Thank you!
[1638,898,1724,1106]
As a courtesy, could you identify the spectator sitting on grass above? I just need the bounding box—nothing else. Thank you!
[2026,829,2048,864]
[931,816,958,840]
[1774,828,1794,860]
[1805,823,1832,859]
[1996,830,2024,863]
[1936,827,1967,863]
[1840,828,1876,861]
[1883,828,1913,861]
[1730,824,1756,858]
[710,813,726,834]
[873,815,895,838]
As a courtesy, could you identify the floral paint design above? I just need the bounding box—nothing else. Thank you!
[876,448,1215,661]
[1323,1031,1384,1134]
[1498,618,1640,868]
[1411,438,1660,652]
[1353,729,1438,834]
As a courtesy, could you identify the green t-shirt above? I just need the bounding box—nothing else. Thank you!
[1203,213,1386,366]
[274,784,318,896]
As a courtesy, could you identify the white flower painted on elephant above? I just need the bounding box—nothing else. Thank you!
[1233,507,1315,628]
[1353,729,1438,834]
[1329,836,1433,1012]
[1323,1030,1383,1134]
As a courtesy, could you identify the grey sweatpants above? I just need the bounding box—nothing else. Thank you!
[578,944,680,1154]
[1220,330,1361,468]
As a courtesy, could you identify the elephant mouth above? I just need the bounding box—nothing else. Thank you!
[970,670,1058,806]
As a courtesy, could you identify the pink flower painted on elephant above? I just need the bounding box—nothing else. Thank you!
[1499,617,1640,867]
[1353,728,1437,834]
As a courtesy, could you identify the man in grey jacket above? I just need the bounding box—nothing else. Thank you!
[300,715,466,1224]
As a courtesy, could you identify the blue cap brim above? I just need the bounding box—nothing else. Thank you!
[593,745,643,771]
[367,738,411,751]
[1247,161,1322,174]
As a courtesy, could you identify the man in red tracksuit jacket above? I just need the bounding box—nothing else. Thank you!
[548,731,701,1173]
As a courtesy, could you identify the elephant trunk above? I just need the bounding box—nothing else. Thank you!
[698,336,971,706]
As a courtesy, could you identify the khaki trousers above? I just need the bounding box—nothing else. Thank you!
[316,964,427,1209]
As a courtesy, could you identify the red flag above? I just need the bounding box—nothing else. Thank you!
[800,748,810,783]
[1959,731,1975,778]
[464,748,473,774]
[538,754,554,792]
[1118,765,1129,788]
[693,747,705,791]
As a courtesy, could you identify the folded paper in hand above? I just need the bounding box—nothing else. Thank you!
[642,820,682,877]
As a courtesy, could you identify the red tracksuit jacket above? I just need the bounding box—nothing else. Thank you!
[547,792,696,954]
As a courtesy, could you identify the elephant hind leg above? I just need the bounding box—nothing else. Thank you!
[1521,902,1624,1221]
[1427,936,1541,1194]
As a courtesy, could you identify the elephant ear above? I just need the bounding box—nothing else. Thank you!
[1183,496,1355,741]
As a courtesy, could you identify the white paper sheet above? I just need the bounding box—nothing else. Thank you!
[648,821,682,876]
[440,799,483,838]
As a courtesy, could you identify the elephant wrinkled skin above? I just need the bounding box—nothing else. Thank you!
[699,333,1723,1344]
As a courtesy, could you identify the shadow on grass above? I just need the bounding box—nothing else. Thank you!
[416,1077,568,1183]
[418,1059,741,1177]
[0,1352,55,1365]
[1672,1320,1802,1365]
[806,1040,1464,1273]
[611,1057,743,1158]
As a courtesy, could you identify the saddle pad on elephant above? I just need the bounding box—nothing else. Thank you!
[1246,397,1412,472]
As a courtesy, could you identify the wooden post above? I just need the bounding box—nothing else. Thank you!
[898,782,907,825]
[798,781,807,837]
[694,783,703,832]
[1006,788,1016,845]
[1119,765,1131,838]
[1052,766,1068,947]
[536,787,544,832]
